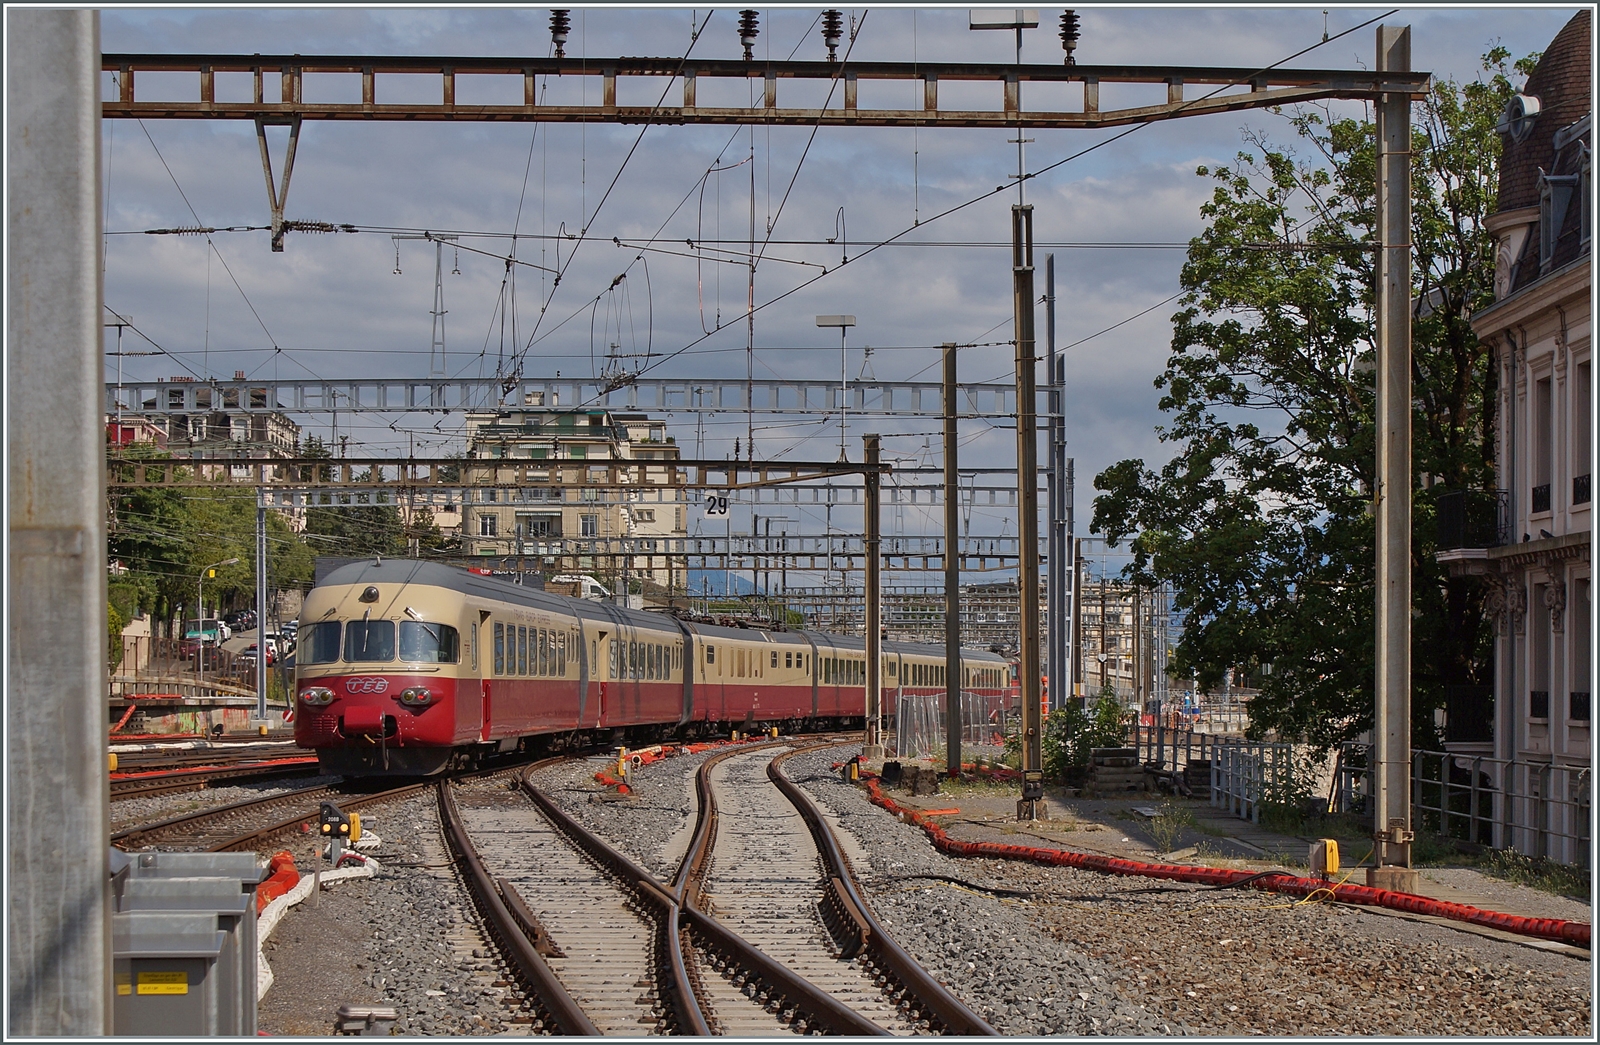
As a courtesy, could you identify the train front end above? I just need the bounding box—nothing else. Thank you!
[294,561,477,776]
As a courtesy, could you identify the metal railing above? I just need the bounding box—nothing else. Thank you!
[1209,740,1301,823]
[1435,488,1510,549]
[1532,483,1552,514]
[1335,744,1592,867]
[1575,472,1591,505]
[1132,725,1232,776]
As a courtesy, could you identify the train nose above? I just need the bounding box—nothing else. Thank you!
[343,706,385,733]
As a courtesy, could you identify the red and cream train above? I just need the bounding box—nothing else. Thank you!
[294,559,1014,775]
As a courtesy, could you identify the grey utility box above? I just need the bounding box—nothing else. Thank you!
[112,911,227,1035]
[111,850,266,1036]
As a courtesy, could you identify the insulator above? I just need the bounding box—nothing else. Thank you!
[549,9,570,59]
[822,9,843,62]
[147,226,216,236]
[738,9,759,61]
[1059,10,1080,65]
[284,220,336,234]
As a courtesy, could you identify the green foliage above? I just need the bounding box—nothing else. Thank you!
[1091,55,1527,750]
[108,577,155,622]
[1042,695,1132,778]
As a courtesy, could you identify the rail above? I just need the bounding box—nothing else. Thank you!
[436,779,599,1036]
[768,749,999,1036]
[517,771,710,1036]
[675,743,890,1036]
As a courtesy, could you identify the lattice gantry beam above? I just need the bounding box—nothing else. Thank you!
[108,376,1019,418]
[108,455,1053,508]
[449,533,1043,573]
[102,54,1429,129]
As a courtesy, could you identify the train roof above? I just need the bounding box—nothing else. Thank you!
[316,559,1010,662]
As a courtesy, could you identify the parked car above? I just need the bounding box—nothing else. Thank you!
[240,642,275,666]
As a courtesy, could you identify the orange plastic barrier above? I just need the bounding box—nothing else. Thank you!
[859,776,1591,949]
[256,851,300,913]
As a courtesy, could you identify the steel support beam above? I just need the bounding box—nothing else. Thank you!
[101,53,1429,130]
[7,8,110,1034]
[943,343,961,779]
[863,434,883,758]
[1012,205,1044,820]
[1372,25,1416,886]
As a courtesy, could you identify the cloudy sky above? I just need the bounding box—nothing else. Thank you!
[99,4,1576,555]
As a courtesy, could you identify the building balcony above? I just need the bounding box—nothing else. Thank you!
[1530,689,1550,720]
[1531,483,1552,514]
[1574,473,1591,506]
[1444,684,1493,744]
[1435,489,1509,550]
[1572,691,1591,723]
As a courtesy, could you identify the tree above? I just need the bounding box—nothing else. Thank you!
[1091,53,1531,750]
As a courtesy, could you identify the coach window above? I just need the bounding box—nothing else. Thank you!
[302,621,342,665]
[516,626,527,676]
[345,619,396,662]
[494,623,505,675]
[539,629,549,676]
[400,621,460,663]
[559,632,568,676]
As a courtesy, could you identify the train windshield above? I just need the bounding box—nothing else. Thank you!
[300,621,342,665]
[344,620,396,662]
[400,621,460,663]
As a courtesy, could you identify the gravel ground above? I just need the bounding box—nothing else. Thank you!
[783,747,1182,1036]
[782,745,1593,1038]
[110,775,343,834]
[529,748,717,879]
[257,791,538,1037]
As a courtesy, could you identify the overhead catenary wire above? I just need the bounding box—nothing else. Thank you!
[572,7,1399,409]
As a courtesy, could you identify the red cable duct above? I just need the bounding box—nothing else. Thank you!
[860,776,1590,949]
[256,851,300,913]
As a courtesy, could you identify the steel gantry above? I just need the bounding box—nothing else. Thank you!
[108,375,1020,419]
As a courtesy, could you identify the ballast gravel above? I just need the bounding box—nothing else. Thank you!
[529,749,711,878]
[256,791,537,1037]
[781,746,1592,1038]
[110,775,343,834]
[781,747,1183,1036]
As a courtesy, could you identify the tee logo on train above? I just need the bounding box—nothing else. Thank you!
[344,677,390,694]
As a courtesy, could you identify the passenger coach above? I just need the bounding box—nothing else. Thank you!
[295,559,1011,775]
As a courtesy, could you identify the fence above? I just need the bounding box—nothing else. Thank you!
[112,636,265,697]
[1335,744,1592,867]
[1132,725,1234,774]
[892,691,1005,761]
[1209,740,1302,824]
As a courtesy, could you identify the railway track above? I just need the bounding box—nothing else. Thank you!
[441,742,997,1036]
[110,758,320,800]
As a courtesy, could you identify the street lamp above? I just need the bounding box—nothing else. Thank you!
[197,557,240,679]
[815,315,855,461]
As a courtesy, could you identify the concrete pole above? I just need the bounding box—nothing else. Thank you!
[1012,204,1044,819]
[863,434,884,758]
[943,344,962,778]
[1372,24,1416,888]
[257,500,269,720]
[6,8,110,1034]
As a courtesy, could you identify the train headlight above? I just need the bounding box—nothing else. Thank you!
[300,687,336,706]
[398,686,434,707]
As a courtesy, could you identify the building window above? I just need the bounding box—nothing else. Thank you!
[1533,376,1553,513]
[633,508,655,524]
[1575,362,1591,506]
[479,514,498,537]
[581,514,598,537]
[1574,578,1592,722]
